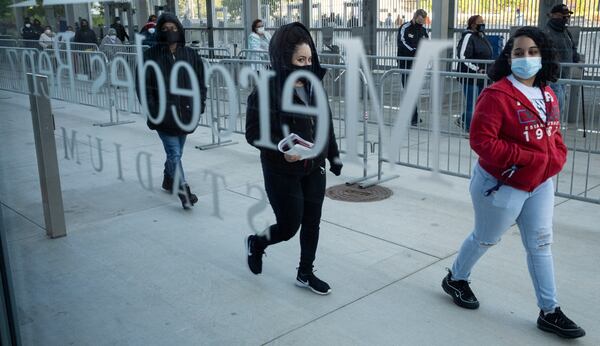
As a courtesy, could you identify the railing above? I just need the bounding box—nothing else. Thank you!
[0,47,598,203]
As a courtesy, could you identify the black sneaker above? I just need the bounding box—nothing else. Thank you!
[162,174,173,192]
[441,271,479,309]
[537,307,586,339]
[296,270,331,295]
[245,234,264,275]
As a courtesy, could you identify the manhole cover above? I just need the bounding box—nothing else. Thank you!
[326,183,393,202]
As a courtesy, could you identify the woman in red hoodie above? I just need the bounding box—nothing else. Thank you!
[441,27,585,339]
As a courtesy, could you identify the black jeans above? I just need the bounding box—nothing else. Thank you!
[257,164,326,272]
[398,59,419,124]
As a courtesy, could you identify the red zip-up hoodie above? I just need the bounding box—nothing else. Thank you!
[470,76,568,192]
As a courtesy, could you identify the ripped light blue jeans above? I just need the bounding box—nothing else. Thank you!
[451,162,558,312]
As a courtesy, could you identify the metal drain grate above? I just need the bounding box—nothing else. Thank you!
[326,184,393,202]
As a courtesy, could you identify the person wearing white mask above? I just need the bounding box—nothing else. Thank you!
[247,19,271,70]
[39,26,56,49]
[441,26,586,339]
[100,28,122,59]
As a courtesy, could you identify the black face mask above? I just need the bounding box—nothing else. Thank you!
[550,17,568,29]
[159,30,180,44]
[289,64,313,85]
[476,24,485,32]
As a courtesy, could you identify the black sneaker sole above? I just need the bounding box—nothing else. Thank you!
[295,278,331,295]
[537,320,586,339]
[442,276,479,310]
[245,235,261,275]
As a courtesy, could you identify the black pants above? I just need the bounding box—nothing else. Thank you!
[398,59,419,124]
[256,164,326,272]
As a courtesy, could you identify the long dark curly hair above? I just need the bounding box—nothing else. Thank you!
[487,26,559,87]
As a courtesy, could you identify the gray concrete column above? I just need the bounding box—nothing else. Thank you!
[244,0,259,48]
[13,7,24,36]
[136,0,150,34]
[301,0,311,27]
[538,0,555,27]
[431,0,450,40]
[363,0,377,55]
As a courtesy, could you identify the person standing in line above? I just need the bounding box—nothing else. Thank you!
[247,19,271,70]
[244,22,342,295]
[441,26,585,339]
[38,26,56,49]
[140,15,158,47]
[396,9,429,126]
[110,17,129,43]
[74,19,97,45]
[21,17,39,48]
[135,13,207,209]
[61,26,75,42]
[544,4,581,117]
[384,12,393,43]
[99,28,122,60]
[31,18,44,37]
[456,15,492,132]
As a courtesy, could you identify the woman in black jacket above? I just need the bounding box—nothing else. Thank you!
[456,15,492,132]
[244,22,342,295]
[136,13,207,209]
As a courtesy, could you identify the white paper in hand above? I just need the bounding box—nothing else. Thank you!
[277,133,315,160]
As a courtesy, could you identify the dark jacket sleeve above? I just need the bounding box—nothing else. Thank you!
[327,106,340,162]
[195,55,207,113]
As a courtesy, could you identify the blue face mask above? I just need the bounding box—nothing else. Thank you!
[511,57,542,79]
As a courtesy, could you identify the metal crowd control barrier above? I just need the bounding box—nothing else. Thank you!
[0,39,17,47]
[194,58,263,150]
[0,48,598,203]
[0,46,117,124]
[99,43,149,61]
[190,46,232,60]
[237,49,269,60]
[337,65,399,188]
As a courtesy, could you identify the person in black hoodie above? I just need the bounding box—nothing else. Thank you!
[74,19,97,45]
[396,9,429,126]
[110,17,129,43]
[244,22,342,295]
[456,15,492,132]
[135,13,207,209]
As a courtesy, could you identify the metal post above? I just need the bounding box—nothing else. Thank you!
[301,0,311,28]
[0,205,21,346]
[206,0,215,48]
[27,73,67,239]
[363,0,377,55]
[431,0,450,40]
[538,0,555,28]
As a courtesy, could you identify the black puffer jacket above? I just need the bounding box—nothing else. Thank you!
[136,13,207,136]
[245,22,341,176]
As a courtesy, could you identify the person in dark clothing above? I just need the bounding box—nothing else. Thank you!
[110,17,129,43]
[397,9,429,126]
[73,19,97,45]
[544,3,581,116]
[21,18,39,49]
[140,15,158,46]
[135,13,207,209]
[456,15,492,132]
[31,18,44,37]
[244,22,342,295]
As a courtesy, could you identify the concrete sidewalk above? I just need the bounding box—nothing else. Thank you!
[0,91,598,345]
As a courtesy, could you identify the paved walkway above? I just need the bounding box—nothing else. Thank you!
[0,91,598,345]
